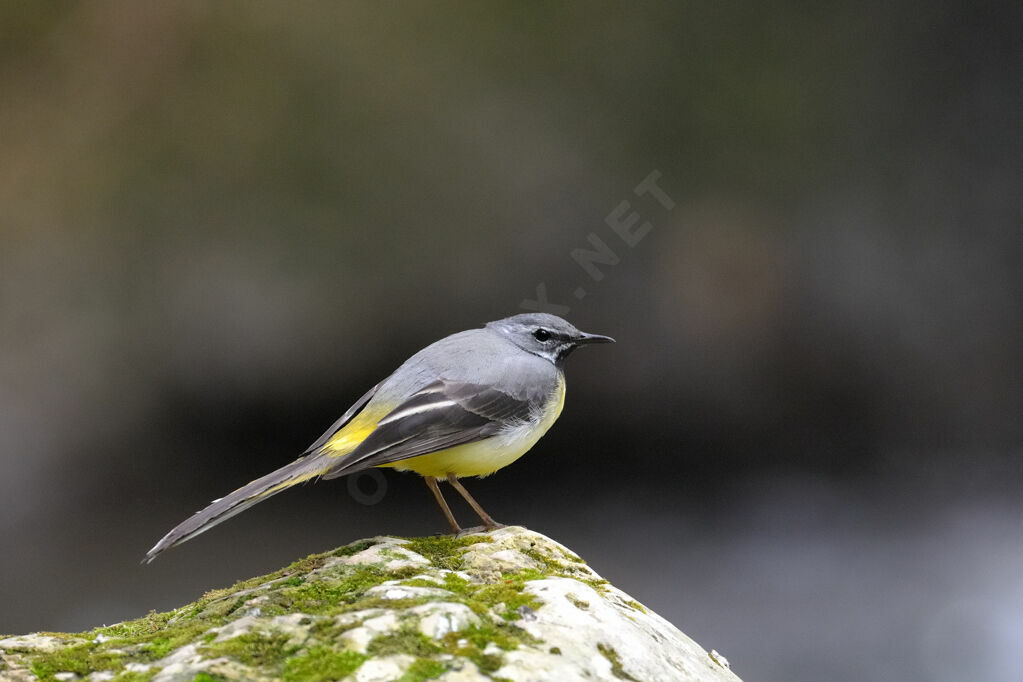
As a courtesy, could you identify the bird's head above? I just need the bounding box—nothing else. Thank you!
[486,313,615,366]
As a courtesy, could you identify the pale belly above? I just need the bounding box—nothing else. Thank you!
[383,376,566,479]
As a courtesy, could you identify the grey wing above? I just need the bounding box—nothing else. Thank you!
[303,381,382,454]
[320,380,535,479]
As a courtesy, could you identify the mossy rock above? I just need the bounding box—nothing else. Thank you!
[0,527,741,681]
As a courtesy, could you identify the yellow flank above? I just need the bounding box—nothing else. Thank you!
[258,406,395,498]
[383,374,567,479]
[323,404,396,457]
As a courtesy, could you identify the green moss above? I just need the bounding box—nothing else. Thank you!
[276,554,330,579]
[379,546,417,563]
[253,564,434,617]
[566,593,590,610]
[278,566,385,610]
[398,566,545,622]
[332,595,430,615]
[194,595,247,621]
[549,646,562,655]
[138,619,218,660]
[90,600,234,665]
[281,646,367,681]
[621,598,647,613]
[440,572,472,594]
[389,565,427,580]
[522,546,568,574]
[445,624,522,652]
[436,622,538,675]
[598,643,640,681]
[6,530,614,681]
[514,538,615,599]
[400,534,493,570]
[520,545,610,597]
[367,627,442,658]
[201,632,296,668]
[28,642,122,680]
[23,546,365,679]
[308,616,361,641]
[388,564,548,625]
[397,657,448,681]
[202,561,315,604]
[332,539,376,557]
[472,568,545,620]
[556,546,587,565]
[399,578,445,589]
[192,673,229,682]
[439,636,500,673]
[577,576,611,596]
[96,610,169,640]
[111,671,155,682]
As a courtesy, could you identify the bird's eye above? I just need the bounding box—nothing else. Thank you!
[533,328,551,342]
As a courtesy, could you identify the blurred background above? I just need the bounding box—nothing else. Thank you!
[2,2,1021,680]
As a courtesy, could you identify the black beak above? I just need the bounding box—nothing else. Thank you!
[575,331,616,345]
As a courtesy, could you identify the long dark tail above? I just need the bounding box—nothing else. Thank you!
[143,453,330,563]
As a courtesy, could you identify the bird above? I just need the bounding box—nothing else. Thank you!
[144,312,614,563]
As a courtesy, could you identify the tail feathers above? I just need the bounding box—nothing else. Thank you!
[143,454,328,563]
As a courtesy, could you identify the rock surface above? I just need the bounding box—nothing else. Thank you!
[0,527,741,681]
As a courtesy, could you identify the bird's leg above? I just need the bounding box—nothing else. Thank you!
[424,476,462,534]
[446,472,505,530]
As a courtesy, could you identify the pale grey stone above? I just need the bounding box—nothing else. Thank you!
[0,634,80,653]
[409,602,481,639]
[339,611,401,653]
[4,527,742,682]
[347,654,414,682]
[362,583,453,600]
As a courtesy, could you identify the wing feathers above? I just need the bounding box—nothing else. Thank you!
[320,380,535,479]
[377,399,457,425]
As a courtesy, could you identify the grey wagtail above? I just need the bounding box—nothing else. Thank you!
[145,313,613,562]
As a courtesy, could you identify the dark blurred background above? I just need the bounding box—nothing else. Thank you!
[2,2,1022,680]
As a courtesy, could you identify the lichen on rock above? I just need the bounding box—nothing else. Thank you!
[0,527,741,681]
